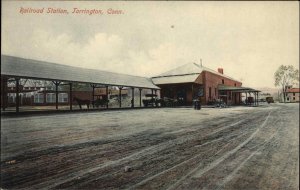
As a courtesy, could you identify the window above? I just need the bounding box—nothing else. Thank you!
[234,83,236,86]
[293,93,295,96]
[222,79,224,84]
[293,97,295,100]
[46,93,55,103]
[58,93,68,103]
[34,93,44,103]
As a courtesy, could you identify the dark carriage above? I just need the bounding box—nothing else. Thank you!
[160,97,178,107]
[266,97,274,104]
[93,97,109,108]
[142,94,162,107]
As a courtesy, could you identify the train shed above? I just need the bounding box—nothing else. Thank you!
[1,55,160,114]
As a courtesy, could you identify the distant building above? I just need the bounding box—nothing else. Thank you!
[151,63,243,106]
[285,87,300,103]
[258,93,271,102]
[5,87,129,106]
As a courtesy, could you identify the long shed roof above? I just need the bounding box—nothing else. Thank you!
[1,55,159,89]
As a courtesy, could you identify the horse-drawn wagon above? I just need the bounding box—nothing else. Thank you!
[142,94,161,107]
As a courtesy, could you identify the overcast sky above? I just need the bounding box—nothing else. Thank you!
[2,1,299,88]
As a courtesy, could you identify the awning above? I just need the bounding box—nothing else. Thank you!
[218,85,260,92]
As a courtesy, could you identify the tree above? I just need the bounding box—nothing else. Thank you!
[274,65,299,102]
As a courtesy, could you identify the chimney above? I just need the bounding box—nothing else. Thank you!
[218,68,224,74]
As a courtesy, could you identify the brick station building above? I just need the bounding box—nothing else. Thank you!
[151,63,243,106]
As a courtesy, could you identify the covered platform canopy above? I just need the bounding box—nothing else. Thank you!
[1,55,160,113]
[1,55,159,89]
[218,85,260,93]
[218,85,261,106]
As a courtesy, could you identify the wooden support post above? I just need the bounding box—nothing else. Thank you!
[257,92,259,106]
[52,81,61,110]
[2,77,7,111]
[230,91,233,106]
[15,78,20,113]
[119,86,123,108]
[154,89,157,107]
[151,89,154,107]
[139,88,142,107]
[256,92,258,106]
[55,83,59,110]
[69,82,73,111]
[245,92,248,105]
[131,87,134,108]
[106,86,109,109]
[92,85,95,108]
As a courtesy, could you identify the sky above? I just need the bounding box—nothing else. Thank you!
[2,1,299,88]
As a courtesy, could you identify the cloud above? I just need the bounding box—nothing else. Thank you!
[2,1,298,88]
[3,30,126,70]
[3,29,199,78]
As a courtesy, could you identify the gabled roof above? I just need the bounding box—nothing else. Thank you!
[1,55,159,89]
[151,62,241,85]
[153,63,201,77]
[151,74,200,85]
[287,88,300,93]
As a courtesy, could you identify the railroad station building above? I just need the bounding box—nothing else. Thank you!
[151,63,259,106]
[1,55,260,113]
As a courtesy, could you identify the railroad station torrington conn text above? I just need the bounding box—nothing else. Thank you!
[19,7,124,15]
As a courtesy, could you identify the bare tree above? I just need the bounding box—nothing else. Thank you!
[274,65,299,102]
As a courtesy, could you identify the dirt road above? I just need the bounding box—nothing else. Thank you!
[1,103,299,189]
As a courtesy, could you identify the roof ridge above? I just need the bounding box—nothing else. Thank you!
[1,54,160,89]
[152,73,200,78]
[1,54,149,80]
[153,62,202,77]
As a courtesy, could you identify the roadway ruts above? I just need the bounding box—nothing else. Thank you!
[1,104,298,189]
